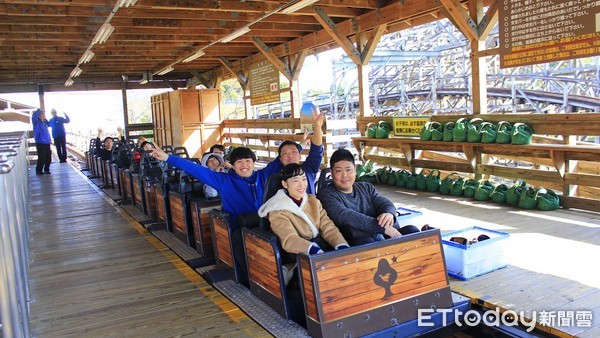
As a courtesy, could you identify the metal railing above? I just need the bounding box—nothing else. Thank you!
[0,130,31,338]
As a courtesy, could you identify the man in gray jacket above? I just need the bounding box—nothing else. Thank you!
[317,148,418,246]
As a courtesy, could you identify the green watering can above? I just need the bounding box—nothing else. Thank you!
[490,184,509,203]
[420,122,433,140]
[536,188,560,211]
[462,178,479,198]
[480,122,498,143]
[506,179,527,206]
[415,171,428,191]
[467,118,484,142]
[440,172,460,195]
[430,122,444,141]
[406,172,418,189]
[496,121,512,144]
[453,118,469,142]
[420,121,443,141]
[375,121,391,139]
[396,169,410,188]
[386,169,398,186]
[512,123,533,145]
[426,169,441,193]
[443,122,455,141]
[366,123,377,138]
[518,186,538,209]
[474,179,495,201]
[451,177,466,196]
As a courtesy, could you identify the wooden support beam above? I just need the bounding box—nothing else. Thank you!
[251,36,293,82]
[360,24,387,64]
[189,70,214,88]
[313,6,362,65]
[477,0,498,40]
[439,0,479,41]
[290,49,308,81]
[218,56,248,90]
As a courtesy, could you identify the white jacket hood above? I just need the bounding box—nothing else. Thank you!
[258,189,318,238]
[201,152,223,168]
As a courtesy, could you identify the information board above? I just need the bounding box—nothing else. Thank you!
[499,0,600,68]
[249,60,280,105]
[392,116,430,137]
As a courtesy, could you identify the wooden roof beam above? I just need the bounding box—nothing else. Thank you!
[477,0,498,41]
[251,36,292,81]
[218,56,248,90]
[438,0,479,41]
[313,5,361,65]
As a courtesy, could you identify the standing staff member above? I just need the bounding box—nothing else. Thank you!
[48,109,70,163]
[32,109,52,175]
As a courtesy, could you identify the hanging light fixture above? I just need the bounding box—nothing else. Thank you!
[70,66,82,78]
[92,23,115,45]
[157,66,174,76]
[182,50,205,63]
[118,0,137,8]
[64,78,74,87]
[139,72,152,84]
[221,27,251,43]
[280,0,320,14]
[79,50,95,64]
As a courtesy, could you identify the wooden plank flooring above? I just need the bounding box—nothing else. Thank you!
[376,185,600,337]
[27,163,271,337]
[23,158,600,337]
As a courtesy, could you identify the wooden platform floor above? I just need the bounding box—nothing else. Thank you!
[376,185,600,337]
[27,162,270,337]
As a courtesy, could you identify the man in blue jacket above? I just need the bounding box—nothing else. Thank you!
[48,109,70,163]
[32,109,52,175]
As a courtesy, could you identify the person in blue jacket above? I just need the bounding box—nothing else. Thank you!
[275,104,324,195]
[32,109,52,175]
[48,109,70,163]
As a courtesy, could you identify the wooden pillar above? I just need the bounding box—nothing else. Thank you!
[470,0,487,115]
[290,79,301,118]
[357,64,371,117]
[121,78,129,133]
[37,84,45,111]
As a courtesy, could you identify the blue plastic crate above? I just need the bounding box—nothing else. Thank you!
[394,205,423,227]
[441,226,509,280]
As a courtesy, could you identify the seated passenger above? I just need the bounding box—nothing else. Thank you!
[95,129,114,161]
[258,163,348,255]
[133,137,154,165]
[200,152,225,198]
[150,145,283,286]
[132,137,149,165]
[203,144,234,170]
[277,105,325,194]
[317,148,419,246]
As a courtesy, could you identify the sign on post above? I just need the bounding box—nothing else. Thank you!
[249,60,281,105]
[499,0,600,68]
[392,116,430,137]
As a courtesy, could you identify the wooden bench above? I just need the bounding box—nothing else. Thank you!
[355,113,600,212]
[190,198,221,257]
[155,184,168,225]
[299,229,452,338]
[131,172,145,212]
[110,163,122,196]
[244,227,464,337]
[243,228,295,320]
[142,178,158,221]
[203,210,238,284]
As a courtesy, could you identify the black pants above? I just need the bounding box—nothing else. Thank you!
[36,143,52,173]
[340,224,421,246]
[54,136,67,162]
